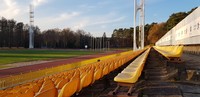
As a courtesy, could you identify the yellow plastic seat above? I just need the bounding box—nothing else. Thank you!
[154,46,183,59]
[3,93,21,97]
[32,83,40,93]
[114,73,138,83]
[93,67,103,82]
[78,68,94,92]
[109,64,114,72]
[121,68,137,74]
[81,71,93,88]
[114,48,150,84]
[19,91,34,97]
[56,79,69,89]
[54,78,63,86]
[38,81,55,93]
[35,88,58,97]
[58,72,80,97]
[103,66,109,76]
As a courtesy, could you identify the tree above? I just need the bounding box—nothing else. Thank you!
[147,23,166,44]
[34,26,42,48]
[1,17,8,47]
[23,24,30,48]
[102,32,107,49]
[7,19,16,48]
[0,19,2,47]
[111,27,136,48]
[165,12,188,31]
[14,22,24,47]
[60,28,74,48]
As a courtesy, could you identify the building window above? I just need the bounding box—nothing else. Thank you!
[190,26,192,32]
[185,29,187,34]
[197,23,200,30]
[194,25,196,30]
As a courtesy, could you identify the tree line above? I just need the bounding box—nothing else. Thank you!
[0,7,196,49]
[0,17,105,49]
[110,7,197,48]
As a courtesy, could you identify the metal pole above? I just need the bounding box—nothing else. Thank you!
[142,0,145,49]
[139,10,141,49]
[29,4,34,49]
[133,0,137,50]
[134,0,145,50]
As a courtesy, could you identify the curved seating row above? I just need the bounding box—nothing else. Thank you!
[0,50,145,97]
[153,46,183,60]
[114,48,150,83]
[111,48,150,96]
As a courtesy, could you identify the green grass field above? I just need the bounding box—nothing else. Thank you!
[0,49,100,65]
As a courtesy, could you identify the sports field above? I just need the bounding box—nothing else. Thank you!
[0,49,99,66]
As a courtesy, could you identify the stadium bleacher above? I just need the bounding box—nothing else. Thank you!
[0,49,146,97]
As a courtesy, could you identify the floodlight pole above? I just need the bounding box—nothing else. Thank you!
[29,4,34,49]
[141,0,145,49]
[133,0,145,50]
[133,0,136,51]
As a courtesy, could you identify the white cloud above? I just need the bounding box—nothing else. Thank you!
[35,11,81,31]
[90,16,125,26]
[69,13,126,37]
[0,0,128,37]
[36,10,125,37]
[0,0,20,19]
[72,19,90,30]
[53,12,80,22]
[0,0,47,22]
[31,0,47,7]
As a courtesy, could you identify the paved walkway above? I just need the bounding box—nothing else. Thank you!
[0,50,123,78]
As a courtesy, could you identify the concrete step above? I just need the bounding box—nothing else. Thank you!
[145,71,168,76]
[142,86,182,97]
[145,65,167,69]
[145,69,178,80]
[145,68,167,72]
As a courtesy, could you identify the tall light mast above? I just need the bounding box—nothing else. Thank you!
[133,0,145,50]
[29,4,34,48]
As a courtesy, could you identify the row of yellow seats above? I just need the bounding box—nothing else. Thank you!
[0,50,145,97]
[153,46,183,59]
[114,48,151,83]
[57,50,144,96]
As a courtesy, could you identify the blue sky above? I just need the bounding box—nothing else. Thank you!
[0,0,199,37]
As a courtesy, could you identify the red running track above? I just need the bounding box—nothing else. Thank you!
[0,50,123,78]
